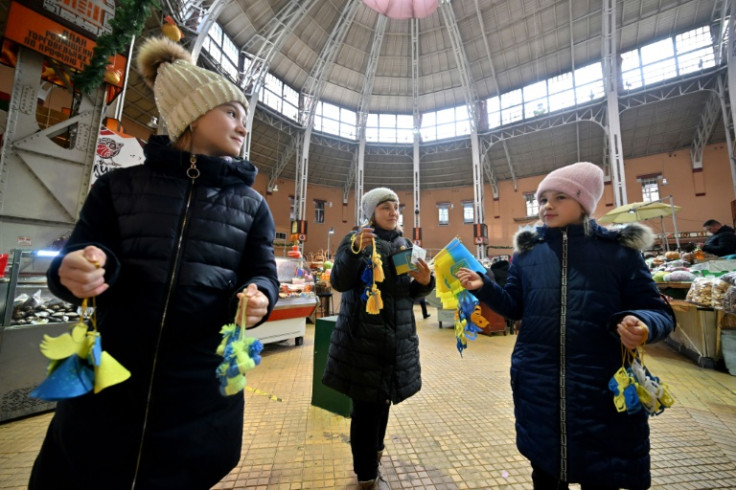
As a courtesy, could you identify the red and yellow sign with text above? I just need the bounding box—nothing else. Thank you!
[3,1,125,86]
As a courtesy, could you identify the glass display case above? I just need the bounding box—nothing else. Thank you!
[249,257,318,346]
[0,249,75,422]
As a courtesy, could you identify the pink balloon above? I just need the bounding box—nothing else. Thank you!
[362,0,439,19]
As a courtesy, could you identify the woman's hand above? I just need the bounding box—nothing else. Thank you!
[408,258,432,286]
[617,315,649,349]
[456,267,483,291]
[58,246,109,298]
[237,283,270,327]
[351,226,375,253]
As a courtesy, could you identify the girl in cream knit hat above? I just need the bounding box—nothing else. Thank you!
[29,37,279,489]
[457,162,675,490]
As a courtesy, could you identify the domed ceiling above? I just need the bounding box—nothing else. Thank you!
[124,0,725,192]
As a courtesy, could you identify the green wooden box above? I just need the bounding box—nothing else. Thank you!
[311,315,352,417]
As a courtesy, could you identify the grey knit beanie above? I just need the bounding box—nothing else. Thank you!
[361,187,399,221]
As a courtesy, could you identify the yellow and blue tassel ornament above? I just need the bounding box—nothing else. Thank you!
[30,297,131,401]
[353,232,384,314]
[216,293,264,396]
[608,343,674,416]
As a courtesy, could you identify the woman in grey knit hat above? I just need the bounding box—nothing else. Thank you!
[29,37,279,489]
[322,187,435,489]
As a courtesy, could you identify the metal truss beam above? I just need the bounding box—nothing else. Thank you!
[267,137,297,193]
[603,0,626,207]
[480,102,607,152]
[355,15,387,224]
[239,0,319,160]
[618,69,722,112]
[412,18,421,230]
[439,0,485,257]
[691,88,722,170]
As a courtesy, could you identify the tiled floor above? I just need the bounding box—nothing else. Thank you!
[2,309,736,489]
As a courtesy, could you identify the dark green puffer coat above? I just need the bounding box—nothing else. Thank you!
[323,227,434,404]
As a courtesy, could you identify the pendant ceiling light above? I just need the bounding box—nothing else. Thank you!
[362,0,439,19]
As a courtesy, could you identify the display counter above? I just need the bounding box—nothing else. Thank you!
[0,249,76,422]
[248,257,317,346]
[250,294,317,346]
[665,299,720,368]
[655,281,692,300]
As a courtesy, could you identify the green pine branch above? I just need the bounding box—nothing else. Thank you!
[74,0,161,95]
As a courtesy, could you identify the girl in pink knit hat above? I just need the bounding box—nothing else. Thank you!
[457,162,675,489]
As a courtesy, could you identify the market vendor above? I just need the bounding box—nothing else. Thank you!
[702,219,736,256]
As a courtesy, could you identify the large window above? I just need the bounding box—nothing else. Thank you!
[314,199,326,224]
[202,22,239,82]
[641,178,660,202]
[420,106,471,142]
[259,72,299,121]
[314,102,357,140]
[365,114,414,143]
[203,20,717,147]
[622,25,715,91]
[462,201,474,224]
[526,193,539,216]
[437,203,451,226]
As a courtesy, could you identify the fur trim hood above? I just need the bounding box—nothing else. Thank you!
[513,220,655,254]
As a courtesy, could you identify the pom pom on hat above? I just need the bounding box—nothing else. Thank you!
[361,187,399,221]
[536,162,604,215]
[136,37,249,142]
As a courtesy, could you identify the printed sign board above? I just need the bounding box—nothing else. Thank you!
[89,127,145,188]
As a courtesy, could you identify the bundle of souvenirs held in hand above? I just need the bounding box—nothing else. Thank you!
[350,232,385,315]
[216,293,264,396]
[608,344,674,417]
[432,237,488,356]
[30,298,131,401]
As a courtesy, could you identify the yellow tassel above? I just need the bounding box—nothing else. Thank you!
[364,236,385,314]
[366,284,384,314]
[374,286,383,310]
[371,237,385,283]
[373,255,385,282]
[366,293,380,314]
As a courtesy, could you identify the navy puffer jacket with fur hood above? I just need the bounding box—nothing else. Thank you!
[469,220,674,489]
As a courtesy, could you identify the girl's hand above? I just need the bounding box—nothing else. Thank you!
[617,315,649,349]
[456,267,483,291]
[237,283,270,327]
[408,258,432,286]
[58,246,109,298]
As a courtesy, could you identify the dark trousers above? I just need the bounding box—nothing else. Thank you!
[532,464,618,490]
[350,398,391,481]
[419,298,429,318]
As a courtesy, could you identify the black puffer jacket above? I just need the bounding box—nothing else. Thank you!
[322,227,434,404]
[32,136,279,490]
[702,224,736,256]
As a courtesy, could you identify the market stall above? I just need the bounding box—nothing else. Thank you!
[0,249,75,422]
[249,257,317,346]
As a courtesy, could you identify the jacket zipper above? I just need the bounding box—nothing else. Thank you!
[559,228,569,482]
[131,159,200,489]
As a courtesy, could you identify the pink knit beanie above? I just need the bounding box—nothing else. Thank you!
[535,162,604,215]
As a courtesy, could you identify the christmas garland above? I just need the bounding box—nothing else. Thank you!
[74,0,161,94]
